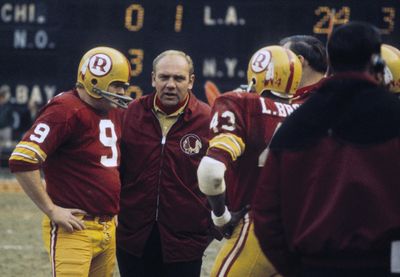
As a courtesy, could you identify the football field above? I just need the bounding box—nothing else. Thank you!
[0,180,222,277]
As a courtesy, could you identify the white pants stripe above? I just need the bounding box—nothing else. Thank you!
[217,213,251,277]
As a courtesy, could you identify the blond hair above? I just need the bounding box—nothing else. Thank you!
[152,50,194,75]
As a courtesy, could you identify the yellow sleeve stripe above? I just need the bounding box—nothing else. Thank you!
[9,152,39,164]
[11,148,39,162]
[209,133,246,161]
[14,142,47,161]
[210,141,238,160]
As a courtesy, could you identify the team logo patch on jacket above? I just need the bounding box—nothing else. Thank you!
[180,134,202,155]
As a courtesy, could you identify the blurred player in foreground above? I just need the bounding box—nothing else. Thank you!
[253,22,400,277]
[197,45,307,276]
[8,46,132,277]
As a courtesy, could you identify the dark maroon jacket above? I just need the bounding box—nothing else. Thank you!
[253,73,400,275]
[117,92,212,262]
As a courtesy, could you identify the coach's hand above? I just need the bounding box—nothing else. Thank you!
[218,205,250,239]
[48,205,87,233]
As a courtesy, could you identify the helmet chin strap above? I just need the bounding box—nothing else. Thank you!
[92,87,133,109]
[246,79,255,93]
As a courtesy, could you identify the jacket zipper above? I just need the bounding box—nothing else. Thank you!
[152,107,184,221]
[155,135,166,221]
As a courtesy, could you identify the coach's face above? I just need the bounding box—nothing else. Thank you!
[152,54,194,107]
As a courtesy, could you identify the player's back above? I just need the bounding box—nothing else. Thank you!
[208,91,303,211]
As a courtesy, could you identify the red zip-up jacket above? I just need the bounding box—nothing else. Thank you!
[253,74,400,275]
[117,92,212,262]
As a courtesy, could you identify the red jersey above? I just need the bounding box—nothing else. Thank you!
[206,91,305,212]
[9,90,123,215]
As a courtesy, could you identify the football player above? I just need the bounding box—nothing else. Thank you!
[8,47,132,277]
[197,45,305,277]
[381,44,400,96]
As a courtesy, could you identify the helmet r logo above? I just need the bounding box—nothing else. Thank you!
[251,50,271,73]
[89,54,112,77]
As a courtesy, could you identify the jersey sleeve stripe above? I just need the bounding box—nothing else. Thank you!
[209,134,245,161]
[9,152,39,164]
[210,141,238,160]
[14,142,47,161]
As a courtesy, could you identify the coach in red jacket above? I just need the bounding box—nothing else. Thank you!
[116,50,211,277]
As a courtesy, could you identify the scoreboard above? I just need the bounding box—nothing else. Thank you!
[0,0,399,137]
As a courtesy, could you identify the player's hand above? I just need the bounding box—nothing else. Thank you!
[48,205,87,233]
[218,205,250,239]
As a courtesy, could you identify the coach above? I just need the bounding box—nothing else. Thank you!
[116,50,211,277]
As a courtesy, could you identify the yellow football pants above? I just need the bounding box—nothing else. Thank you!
[211,213,278,277]
[42,215,116,277]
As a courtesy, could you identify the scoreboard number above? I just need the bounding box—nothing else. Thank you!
[313,6,396,35]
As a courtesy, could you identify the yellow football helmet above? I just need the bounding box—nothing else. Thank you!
[77,46,133,108]
[381,44,400,93]
[247,45,302,97]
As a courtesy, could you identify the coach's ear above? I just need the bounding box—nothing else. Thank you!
[151,71,156,88]
[297,55,307,67]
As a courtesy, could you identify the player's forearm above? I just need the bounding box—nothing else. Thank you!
[207,194,226,216]
[14,170,55,216]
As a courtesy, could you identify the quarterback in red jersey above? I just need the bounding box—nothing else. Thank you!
[197,45,305,276]
[9,46,132,277]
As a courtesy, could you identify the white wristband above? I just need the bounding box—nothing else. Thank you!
[211,206,232,227]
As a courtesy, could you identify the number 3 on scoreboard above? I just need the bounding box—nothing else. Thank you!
[381,7,395,35]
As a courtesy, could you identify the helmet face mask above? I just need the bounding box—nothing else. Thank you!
[92,85,133,109]
[77,47,133,108]
[381,44,400,93]
[247,45,302,97]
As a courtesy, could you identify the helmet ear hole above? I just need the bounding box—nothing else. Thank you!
[371,54,386,74]
[91,79,98,85]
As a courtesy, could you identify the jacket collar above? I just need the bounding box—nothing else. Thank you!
[324,71,378,85]
[142,91,199,121]
[270,72,399,148]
